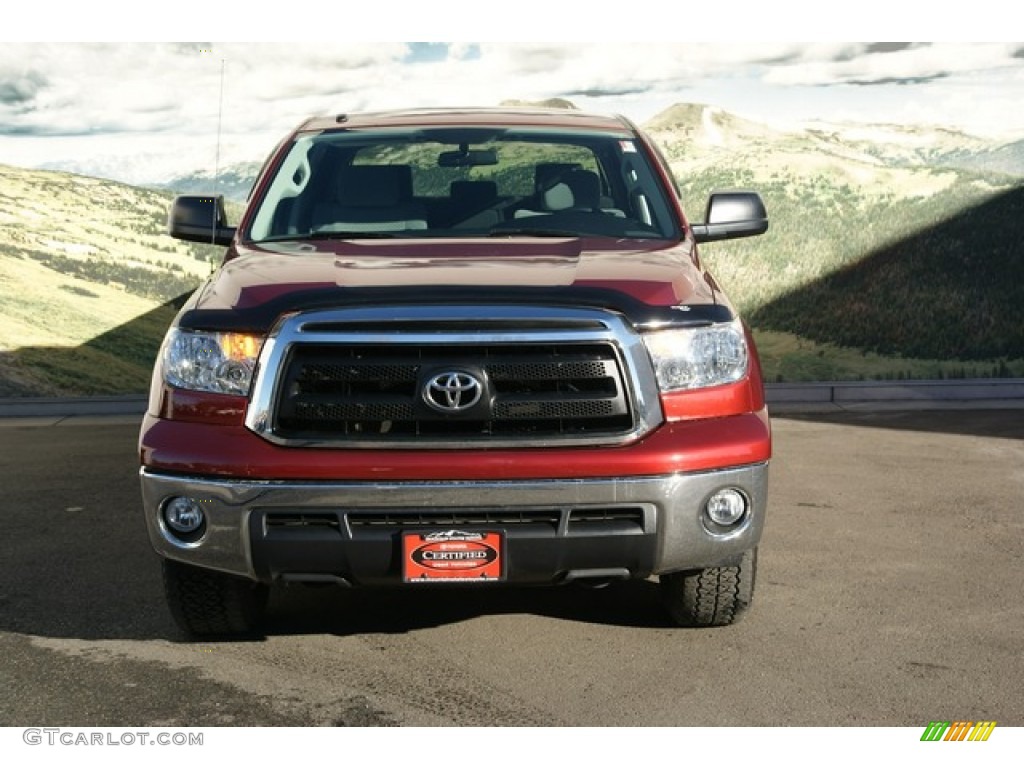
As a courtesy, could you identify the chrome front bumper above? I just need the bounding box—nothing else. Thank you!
[140,462,768,583]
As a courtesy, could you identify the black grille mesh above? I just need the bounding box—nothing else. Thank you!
[272,342,633,441]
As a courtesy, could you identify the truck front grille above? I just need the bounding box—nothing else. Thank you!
[244,306,663,449]
[272,342,633,442]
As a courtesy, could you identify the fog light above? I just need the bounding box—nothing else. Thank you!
[705,489,748,527]
[163,497,205,534]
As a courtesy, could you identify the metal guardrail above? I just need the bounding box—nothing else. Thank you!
[766,379,1024,411]
[1,380,1023,419]
[0,395,148,418]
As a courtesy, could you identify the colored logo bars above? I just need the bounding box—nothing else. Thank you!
[920,721,997,742]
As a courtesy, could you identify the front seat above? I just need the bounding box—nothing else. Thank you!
[515,169,602,217]
[311,165,427,232]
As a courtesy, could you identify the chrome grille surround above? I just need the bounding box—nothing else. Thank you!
[245,305,663,449]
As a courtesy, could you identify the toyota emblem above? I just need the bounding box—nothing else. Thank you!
[423,371,483,413]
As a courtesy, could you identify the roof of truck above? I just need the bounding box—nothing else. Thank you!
[295,107,638,134]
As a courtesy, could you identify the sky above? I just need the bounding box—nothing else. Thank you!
[3,6,1024,185]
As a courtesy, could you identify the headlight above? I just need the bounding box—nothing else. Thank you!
[643,319,748,391]
[162,329,263,395]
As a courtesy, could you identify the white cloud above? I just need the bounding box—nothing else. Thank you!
[3,41,1024,183]
[762,42,1022,86]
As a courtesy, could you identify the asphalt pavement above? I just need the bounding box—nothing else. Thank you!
[0,408,1022,727]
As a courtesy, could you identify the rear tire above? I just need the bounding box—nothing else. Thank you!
[162,559,268,637]
[660,548,757,627]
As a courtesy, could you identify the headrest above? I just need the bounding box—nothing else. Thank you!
[543,169,601,211]
[335,165,413,207]
[534,162,580,192]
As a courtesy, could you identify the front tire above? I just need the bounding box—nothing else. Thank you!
[659,548,757,627]
[162,559,268,637]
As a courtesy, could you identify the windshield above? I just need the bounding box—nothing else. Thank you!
[246,127,680,242]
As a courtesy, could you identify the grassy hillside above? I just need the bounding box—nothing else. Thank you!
[749,186,1024,362]
[0,165,225,395]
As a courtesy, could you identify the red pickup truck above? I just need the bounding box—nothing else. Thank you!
[140,107,770,636]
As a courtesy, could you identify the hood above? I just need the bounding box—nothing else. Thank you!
[178,237,731,332]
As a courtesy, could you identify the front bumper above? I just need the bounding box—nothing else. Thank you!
[140,462,768,585]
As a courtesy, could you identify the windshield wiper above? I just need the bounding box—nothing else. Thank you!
[488,226,581,238]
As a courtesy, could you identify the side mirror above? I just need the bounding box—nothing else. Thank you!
[168,195,236,246]
[691,190,768,243]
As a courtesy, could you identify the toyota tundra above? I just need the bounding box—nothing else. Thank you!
[140,107,771,636]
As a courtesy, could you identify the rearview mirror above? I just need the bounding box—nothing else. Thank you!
[438,148,498,168]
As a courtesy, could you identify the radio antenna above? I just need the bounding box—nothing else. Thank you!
[211,57,225,252]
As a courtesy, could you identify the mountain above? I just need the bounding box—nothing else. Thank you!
[645,103,1024,179]
[801,121,1024,178]
[645,102,786,144]
[499,98,579,110]
[644,103,1024,376]
[159,161,263,203]
[939,139,1024,177]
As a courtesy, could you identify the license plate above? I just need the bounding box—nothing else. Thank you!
[402,530,504,583]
